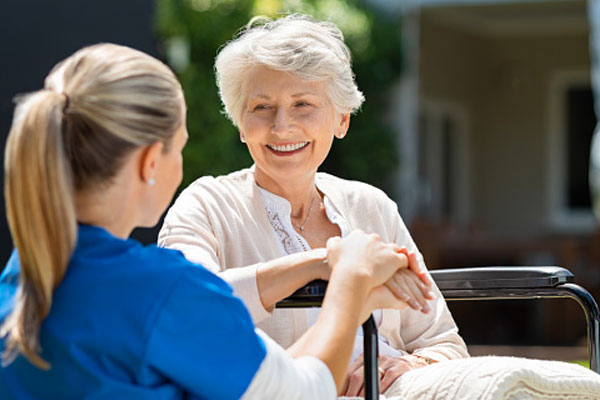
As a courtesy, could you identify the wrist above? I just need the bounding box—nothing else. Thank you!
[310,248,329,280]
[327,264,371,305]
[331,261,372,288]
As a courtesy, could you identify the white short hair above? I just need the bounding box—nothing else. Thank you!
[215,14,365,126]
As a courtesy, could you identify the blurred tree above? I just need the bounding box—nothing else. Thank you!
[155,0,402,191]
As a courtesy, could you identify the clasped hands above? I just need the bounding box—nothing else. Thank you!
[324,231,434,322]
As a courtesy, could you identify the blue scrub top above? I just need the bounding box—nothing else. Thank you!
[0,224,266,399]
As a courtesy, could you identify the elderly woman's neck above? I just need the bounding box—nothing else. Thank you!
[255,171,320,218]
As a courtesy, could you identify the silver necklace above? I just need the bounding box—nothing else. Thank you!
[295,192,317,231]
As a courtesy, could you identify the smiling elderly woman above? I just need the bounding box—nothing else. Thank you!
[158,14,469,397]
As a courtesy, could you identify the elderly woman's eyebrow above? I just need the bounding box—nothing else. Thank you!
[247,94,271,102]
[248,92,321,101]
[290,92,320,98]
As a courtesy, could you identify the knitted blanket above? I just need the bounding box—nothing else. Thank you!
[343,356,600,400]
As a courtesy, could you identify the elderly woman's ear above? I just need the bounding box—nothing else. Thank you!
[334,113,351,139]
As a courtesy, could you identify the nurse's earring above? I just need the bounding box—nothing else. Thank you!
[240,133,246,143]
[148,177,156,187]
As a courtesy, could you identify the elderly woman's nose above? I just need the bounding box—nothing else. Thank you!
[271,107,292,134]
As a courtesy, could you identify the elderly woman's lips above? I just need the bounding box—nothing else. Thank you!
[266,142,309,154]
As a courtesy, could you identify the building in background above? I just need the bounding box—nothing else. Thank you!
[382,0,597,347]
[390,0,597,276]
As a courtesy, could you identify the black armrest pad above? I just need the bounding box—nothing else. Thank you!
[430,266,574,290]
[276,279,328,307]
[291,279,328,297]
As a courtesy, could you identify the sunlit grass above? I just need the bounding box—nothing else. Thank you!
[572,360,590,368]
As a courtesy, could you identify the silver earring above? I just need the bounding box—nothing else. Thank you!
[148,177,155,187]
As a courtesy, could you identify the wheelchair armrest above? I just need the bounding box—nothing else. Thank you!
[276,279,328,307]
[429,266,574,290]
[278,266,576,304]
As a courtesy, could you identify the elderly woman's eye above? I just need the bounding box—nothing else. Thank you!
[253,104,271,111]
[296,101,310,107]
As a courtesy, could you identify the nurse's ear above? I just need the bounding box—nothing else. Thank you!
[139,141,164,186]
[334,113,350,139]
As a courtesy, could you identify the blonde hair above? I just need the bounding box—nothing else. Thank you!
[1,43,184,369]
[215,14,365,127]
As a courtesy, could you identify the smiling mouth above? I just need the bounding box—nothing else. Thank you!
[266,142,310,152]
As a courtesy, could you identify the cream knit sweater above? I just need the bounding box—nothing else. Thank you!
[158,168,469,362]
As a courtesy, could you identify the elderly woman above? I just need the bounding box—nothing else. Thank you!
[158,14,469,397]
[0,43,413,399]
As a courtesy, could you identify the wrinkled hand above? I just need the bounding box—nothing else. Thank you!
[385,268,434,314]
[396,247,432,287]
[341,354,429,397]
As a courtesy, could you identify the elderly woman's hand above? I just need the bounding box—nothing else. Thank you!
[397,247,432,287]
[342,353,432,397]
[380,247,434,313]
[385,268,434,314]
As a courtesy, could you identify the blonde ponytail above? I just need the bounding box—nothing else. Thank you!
[2,91,76,369]
[1,43,184,369]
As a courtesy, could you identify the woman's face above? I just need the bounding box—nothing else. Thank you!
[239,66,350,188]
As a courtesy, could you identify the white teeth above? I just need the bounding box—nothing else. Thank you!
[268,142,309,152]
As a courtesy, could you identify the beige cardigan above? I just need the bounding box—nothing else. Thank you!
[158,168,469,361]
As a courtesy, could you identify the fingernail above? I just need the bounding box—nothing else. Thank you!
[426,291,434,299]
[422,304,430,313]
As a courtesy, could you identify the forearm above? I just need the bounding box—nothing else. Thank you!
[287,267,370,391]
[241,330,337,400]
[256,248,328,311]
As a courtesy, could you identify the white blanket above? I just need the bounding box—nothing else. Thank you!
[343,356,600,400]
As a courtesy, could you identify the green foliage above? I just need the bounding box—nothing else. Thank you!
[155,0,402,190]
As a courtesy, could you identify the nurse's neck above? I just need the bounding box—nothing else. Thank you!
[75,173,139,240]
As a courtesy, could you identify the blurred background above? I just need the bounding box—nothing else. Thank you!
[0,0,598,360]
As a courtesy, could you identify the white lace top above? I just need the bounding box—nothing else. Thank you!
[258,186,403,361]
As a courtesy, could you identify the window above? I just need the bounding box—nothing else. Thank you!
[566,86,596,209]
[548,71,598,232]
[417,100,470,224]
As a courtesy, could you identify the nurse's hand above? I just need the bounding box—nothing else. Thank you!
[326,231,409,291]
